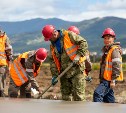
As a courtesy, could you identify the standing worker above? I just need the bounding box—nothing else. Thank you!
[68,26,92,80]
[8,48,48,98]
[42,25,88,101]
[0,29,13,97]
[93,28,123,103]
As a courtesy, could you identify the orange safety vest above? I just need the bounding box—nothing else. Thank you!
[0,34,8,65]
[51,30,86,73]
[51,45,61,73]
[103,46,123,81]
[10,52,41,86]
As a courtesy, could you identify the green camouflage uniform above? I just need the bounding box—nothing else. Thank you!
[8,51,40,98]
[49,30,88,101]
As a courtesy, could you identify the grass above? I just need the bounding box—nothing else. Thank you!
[42,63,126,71]
[122,63,126,71]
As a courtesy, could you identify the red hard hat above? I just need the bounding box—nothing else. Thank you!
[42,25,55,41]
[102,28,116,38]
[36,48,48,62]
[68,26,80,35]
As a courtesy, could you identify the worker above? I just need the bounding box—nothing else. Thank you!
[68,26,92,82]
[93,28,123,103]
[42,25,88,101]
[8,48,48,98]
[68,26,80,35]
[0,29,13,97]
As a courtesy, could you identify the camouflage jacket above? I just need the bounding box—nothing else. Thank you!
[49,29,88,78]
[99,42,122,81]
[85,52,92,74]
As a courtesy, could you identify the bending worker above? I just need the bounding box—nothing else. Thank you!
[8,48,48,98]
[42,25,89,101]
[0,29,13,97]
[93,28,123,103]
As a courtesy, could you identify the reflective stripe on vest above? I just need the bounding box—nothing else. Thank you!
[10,52,40,86]
[26,69,34,72]
[103,46,123,81]
[64,30,78,60]
[0,35,7,65]
[10,53,29,86]
[13,60,28,85]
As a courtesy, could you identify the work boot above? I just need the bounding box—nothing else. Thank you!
[26,93,31,98]
[0,90,5,97]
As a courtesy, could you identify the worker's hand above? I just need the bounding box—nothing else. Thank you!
[85,76,92,82]
[31,88,40,98]
[52,76,58,85]
[73,55,80,64]
[110,80,116,88]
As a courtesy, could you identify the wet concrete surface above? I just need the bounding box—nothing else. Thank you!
[0,98,126,113]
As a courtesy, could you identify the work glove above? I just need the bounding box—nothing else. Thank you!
[52,76,58,85]
[85,76,92,82]
[31,88,40,98]
[73,55,80,64]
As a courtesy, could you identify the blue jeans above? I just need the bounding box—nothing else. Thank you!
[93,80,115,103]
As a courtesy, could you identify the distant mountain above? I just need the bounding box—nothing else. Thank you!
[0,16,126,54]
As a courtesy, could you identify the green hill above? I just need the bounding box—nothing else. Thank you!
[0,16,126,53]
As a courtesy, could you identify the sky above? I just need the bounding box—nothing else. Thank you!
[1,0,126,22]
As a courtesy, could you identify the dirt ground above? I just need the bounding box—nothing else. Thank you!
[35,65,126,104]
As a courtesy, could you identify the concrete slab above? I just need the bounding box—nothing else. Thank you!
[0,98,126,113]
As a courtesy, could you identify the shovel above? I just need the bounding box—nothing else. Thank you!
[36,62,74,99]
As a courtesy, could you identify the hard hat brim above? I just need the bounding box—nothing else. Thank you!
[36,56,46,62]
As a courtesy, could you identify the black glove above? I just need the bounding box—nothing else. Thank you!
[52,76,58,85]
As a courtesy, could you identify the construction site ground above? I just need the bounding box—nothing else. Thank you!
[35,64,126,104]
[1,64,126,113]
[0,98,126,113]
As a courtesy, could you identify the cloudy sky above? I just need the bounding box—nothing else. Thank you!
[1,0,126,22]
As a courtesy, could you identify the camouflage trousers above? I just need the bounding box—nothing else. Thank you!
[0,66,7,97]
[8,78,31,98]
[60,71,86,101]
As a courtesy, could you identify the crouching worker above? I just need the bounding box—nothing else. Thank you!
[8,48,48,98]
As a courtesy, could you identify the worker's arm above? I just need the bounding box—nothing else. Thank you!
[25,56,40,92]
[5,35,13,61]
[85,51,92,73]
[68,32,88,56]
[112,48,122,80]
[5,35,13,75]
[111,48,122,88]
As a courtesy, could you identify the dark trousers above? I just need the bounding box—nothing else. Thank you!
[93,80,115,103]
[8,78,31,98]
